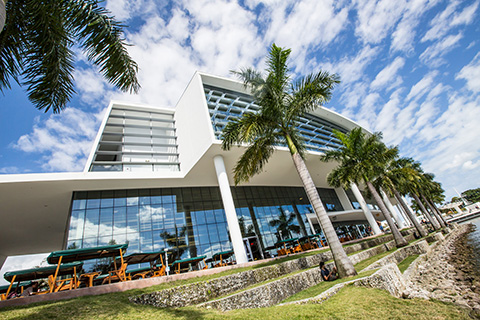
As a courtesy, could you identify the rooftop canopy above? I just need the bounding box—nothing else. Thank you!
[47,244,128,264]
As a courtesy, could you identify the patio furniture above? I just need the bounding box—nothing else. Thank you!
[171,255,207,274]
[212,250,234,267]
[2,261,83,299]
[47,243,128,287]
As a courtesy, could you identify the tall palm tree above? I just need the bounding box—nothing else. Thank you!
[221,44,357,277]
[404,161,441,230]
[269,208,301,240]
[419,173,446,228]
[381,156,428,238]
[0,0,140,113]
[321,128,408,248]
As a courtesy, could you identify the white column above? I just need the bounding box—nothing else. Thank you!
[381,189,405,229]
[396,204,411,226]
[454,205,463,214]
[403,196,420,223]
[335,188,354,210]
[213,155,248,264]
[350,183,382,235]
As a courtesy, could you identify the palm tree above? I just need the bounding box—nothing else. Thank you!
[0,0,139,113]
[269,207,301,240]
[419,173,446,228]
[321,128,408,248]
[403,161,441,230]
[221,44,357,278]
[381,156,428,238]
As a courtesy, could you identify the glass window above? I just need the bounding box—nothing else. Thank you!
[113,207,127,231]
[127,206,139,231]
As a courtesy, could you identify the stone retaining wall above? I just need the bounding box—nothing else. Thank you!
[130,230,415,309]
[363,240,430,271]
[198,237,425,311]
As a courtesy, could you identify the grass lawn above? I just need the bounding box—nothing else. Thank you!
[0,285,469,320]
[398,255,420,273]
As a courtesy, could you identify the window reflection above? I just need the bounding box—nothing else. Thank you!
[69,185,356,263]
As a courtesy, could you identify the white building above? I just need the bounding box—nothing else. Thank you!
[0,72,403,270]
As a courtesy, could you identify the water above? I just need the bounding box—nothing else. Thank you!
[463,217,480,270]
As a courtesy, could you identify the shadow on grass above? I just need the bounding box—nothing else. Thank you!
[1,291,213,320]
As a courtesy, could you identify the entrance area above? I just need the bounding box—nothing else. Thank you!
[243,236,264,261]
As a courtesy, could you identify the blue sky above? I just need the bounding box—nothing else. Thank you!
[0,0,479,284]
[1,0,479,200]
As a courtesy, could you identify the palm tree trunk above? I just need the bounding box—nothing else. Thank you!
[428,198,448,226]
[0,0,6,33]
[292,152,357,277]
[411,192,440,230]
[393,189,427,237]
[366,181,408,247]
[421,193,446,228]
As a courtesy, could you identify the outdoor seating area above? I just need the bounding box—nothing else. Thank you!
[275,234,325,257]
[0,243,221,301]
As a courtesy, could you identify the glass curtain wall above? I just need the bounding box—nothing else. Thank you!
[68,186,357,269]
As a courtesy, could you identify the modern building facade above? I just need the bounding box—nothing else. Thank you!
[0,72,409,270]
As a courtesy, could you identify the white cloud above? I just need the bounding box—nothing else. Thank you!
[353,0,406,44]
[406,71,437,102]
[456,53,480,92]
[419,33,463,66]
[0,253,49,286]
[324,45,378,85]
[13,108,102,172]
[371,57,405,90]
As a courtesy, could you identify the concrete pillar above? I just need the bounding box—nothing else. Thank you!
[454,205,463,214]
[335,188,354,210]
[381,189,405,229]
[396,204,411,226]
[213,155,248,264]
[403,196,421,223]
[350,183,382,235]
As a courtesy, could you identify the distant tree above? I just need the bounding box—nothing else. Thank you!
[462,188,480,203]
[0,0,140,113]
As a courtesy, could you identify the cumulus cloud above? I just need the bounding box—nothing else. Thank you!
[456,53,480,92]
[13,108,102,172]
[371,57,405,90]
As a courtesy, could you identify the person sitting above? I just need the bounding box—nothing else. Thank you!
[319,261,338,281]
[21,282,38,297]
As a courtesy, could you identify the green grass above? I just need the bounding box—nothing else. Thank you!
[353,248,398,271]
[397,255,420,273]
[0,285,469,320]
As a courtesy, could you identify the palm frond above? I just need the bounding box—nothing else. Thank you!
[288,70,340,120]
[23,1,75,113]
[66,0,140,94]
[232,135,276,184]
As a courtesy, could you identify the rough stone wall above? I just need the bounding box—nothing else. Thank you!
[363,240,430,271]
[354,263,406,297]
[130,251,332,308]
[199,267,324,311]
[403,224,480,314]
[130,230,414,309]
